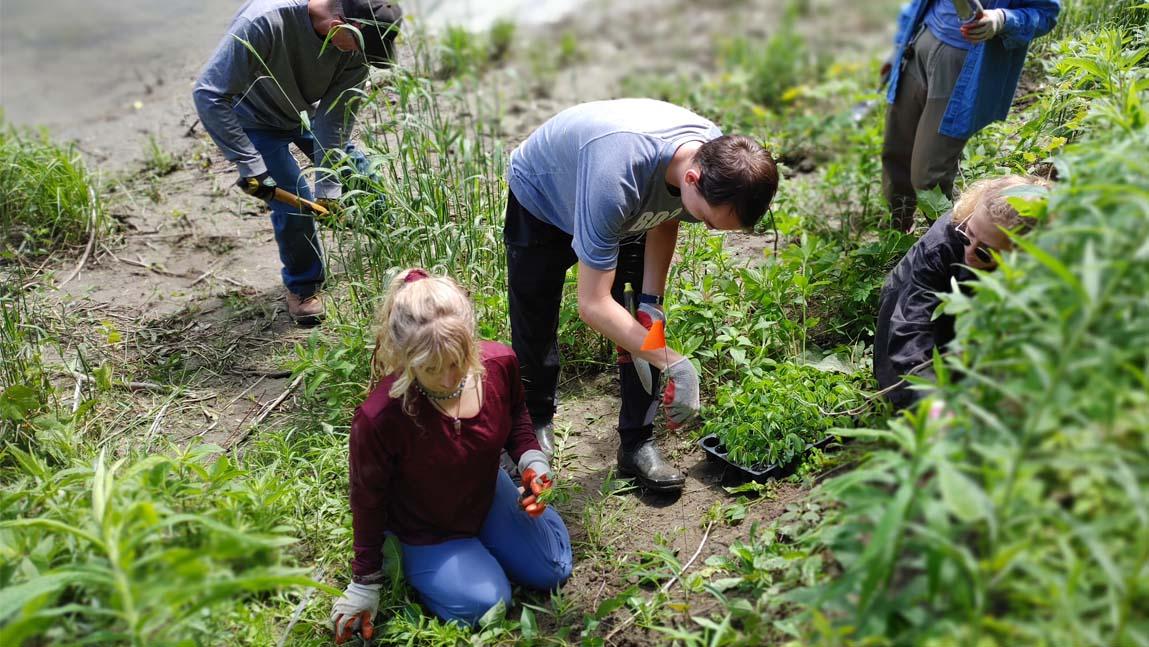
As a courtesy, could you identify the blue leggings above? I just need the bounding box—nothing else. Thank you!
[400,470,572,625]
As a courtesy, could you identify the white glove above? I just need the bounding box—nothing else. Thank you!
[330,581,380,644]
[963,9,1005,43]
[663,357,700,428]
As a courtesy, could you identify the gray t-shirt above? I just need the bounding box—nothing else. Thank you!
[193,0,369,198]
[508,99,723,271]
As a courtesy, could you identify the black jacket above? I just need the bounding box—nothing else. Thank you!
[873,212,974,409]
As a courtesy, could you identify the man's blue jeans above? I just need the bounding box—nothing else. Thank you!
[244,128,325,298]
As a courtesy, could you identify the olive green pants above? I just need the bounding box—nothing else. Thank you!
[881,28,970,231]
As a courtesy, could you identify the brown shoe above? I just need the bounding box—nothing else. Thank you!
[286,292,325,326]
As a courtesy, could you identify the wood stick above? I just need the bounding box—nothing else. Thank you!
[58,187,99,286]
[188,270,214,287]
[103,247,186,278]
[195,375,266,438]
[227,374,303,450]
[144,401,171,449]
[71,378,83,414]
[273,187,329,216]
[604,520,715,644]
[230,368,293,378]
[19,256,54,291]
[70,371,171,393]
[277,567,325,647]
[189,259,226,288]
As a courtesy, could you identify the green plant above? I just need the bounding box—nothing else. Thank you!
[792,98,1149,646]
[437,24,486,79]
[702,361,868,469]
[142,134,179,177]
[1047,0,1148,42]
[718,2,821,111]
[0,281,53,446]
[0,430,324,645]
[558,31,581,66]
[488,18,516,63]
[0,120,100,257]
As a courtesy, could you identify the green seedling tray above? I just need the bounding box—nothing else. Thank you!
[699,433,835,485]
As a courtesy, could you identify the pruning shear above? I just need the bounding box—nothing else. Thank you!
[272,187,330,217]
[624,283,655,395]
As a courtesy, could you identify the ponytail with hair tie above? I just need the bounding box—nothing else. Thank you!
[403,268,429,284]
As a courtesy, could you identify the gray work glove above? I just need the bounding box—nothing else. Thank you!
[633,303,665,395]
[517,449,552,518]
[663,357,700,429]
[331,581,380,644]
[962,9,1005,43]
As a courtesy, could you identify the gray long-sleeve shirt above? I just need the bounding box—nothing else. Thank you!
[193,0,369,198]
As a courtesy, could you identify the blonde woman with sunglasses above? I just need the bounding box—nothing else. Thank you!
[873,175,1049,409]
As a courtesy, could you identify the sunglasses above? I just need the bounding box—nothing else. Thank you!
[953,220,996,265]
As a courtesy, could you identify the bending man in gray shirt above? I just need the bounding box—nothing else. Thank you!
[193,0,401,324]
[506,99,779,493]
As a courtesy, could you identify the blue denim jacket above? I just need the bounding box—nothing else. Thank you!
[887,0,1061,139]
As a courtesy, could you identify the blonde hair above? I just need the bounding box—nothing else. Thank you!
[953,175,1050,232]
[370,268,483,409]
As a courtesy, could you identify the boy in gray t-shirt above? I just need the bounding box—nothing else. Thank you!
[505,99,779,493]
[193,0,400,324]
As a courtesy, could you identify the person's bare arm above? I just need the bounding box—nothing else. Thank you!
[576,262,684,370]
[641,219,678,298]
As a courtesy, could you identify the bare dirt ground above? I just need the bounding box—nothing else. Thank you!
[18,0,895,640]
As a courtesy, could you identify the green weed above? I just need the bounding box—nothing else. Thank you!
[0,120,101,258]
[0,426,323,645]
[702,361,869,469]
[488,18,517,63]
[142,134,179,177]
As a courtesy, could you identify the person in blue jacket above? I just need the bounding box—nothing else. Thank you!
[881,0,1059,231]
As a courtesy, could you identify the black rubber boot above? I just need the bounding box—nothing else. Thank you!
[617,438,685,493]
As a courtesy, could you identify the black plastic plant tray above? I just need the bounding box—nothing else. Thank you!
[699,433,835,485]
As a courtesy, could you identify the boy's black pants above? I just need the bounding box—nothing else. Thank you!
[503,189,660,449]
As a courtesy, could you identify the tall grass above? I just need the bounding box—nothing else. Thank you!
[1050,0,1148,39]
[0,266,56,448]
[0,435,326,645]
[678,17,1149,646]
[718,1,821,111]
[0,120,100,258]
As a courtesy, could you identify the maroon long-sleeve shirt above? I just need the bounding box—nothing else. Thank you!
[349,341,540,580]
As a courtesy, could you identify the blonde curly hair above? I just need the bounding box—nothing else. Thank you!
[370,268,483,410]
[952,175,1050,232]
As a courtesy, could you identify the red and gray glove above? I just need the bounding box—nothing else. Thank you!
[632,302,664,395]
[663,357,700,429]
[331,581,380,644]
[517,449,552,518]
[962,9,1005,43]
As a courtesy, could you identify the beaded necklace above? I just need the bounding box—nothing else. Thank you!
[415,375,469,433]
